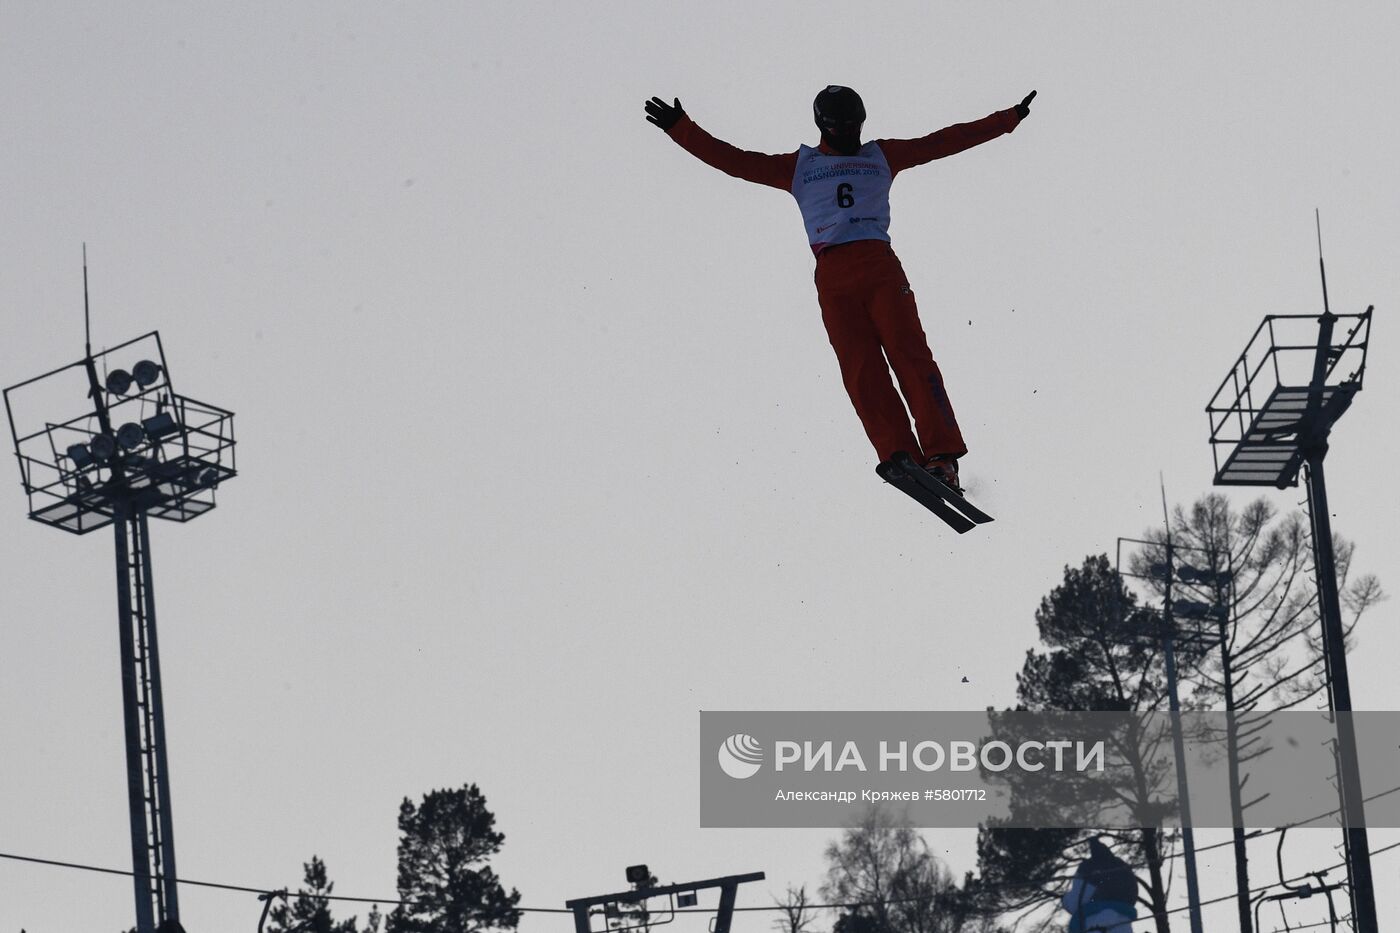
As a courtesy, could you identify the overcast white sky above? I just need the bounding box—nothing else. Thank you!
[3,3,1399,931]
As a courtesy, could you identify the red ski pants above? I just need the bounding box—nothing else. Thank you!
[814,240,966,464]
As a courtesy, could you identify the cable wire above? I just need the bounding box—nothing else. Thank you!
[3,840,1398,917]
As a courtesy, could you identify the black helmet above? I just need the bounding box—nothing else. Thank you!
[813,85,866,129]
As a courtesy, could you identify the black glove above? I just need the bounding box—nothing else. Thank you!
[1015,90,1037,120]
[645,96,684,131]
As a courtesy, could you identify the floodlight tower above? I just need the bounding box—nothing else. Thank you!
[3,269,236,933]
[1116,535,1226,933]
[1204,227,1377,933]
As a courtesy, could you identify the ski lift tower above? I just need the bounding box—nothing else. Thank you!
[4,293,236,932]
[1204,235,1376,933]
[566,868,765,933]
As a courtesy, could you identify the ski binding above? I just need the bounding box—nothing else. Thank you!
[876,452,995,533]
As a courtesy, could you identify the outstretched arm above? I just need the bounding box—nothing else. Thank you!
[644,96,796,192]
[880,90,1037,177]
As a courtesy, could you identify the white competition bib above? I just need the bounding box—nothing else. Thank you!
[791,142,893,251]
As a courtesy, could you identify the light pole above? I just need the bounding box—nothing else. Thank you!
[1204,234,1377,932]
[5,304,236,932]
[1117,536,1226,933]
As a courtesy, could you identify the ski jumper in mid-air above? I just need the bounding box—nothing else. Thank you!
[644,86,1035,494]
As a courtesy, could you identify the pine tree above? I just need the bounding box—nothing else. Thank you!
[387,784,522,933]
[975,555,1176,933]
[264,855,360,933]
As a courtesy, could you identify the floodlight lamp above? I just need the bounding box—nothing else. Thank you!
[132,360,162,388]
[117,422,146,450]
[1149,562,1170,580]
[677,892,698,908]
[89,433,118,462]
[66,443,95,469]
[625,865,651,885]
[1175,599,1210,620]
[197,467,219,488]
[106,369,134,395]
[141,412,179,439]
[1177,566,1201,584]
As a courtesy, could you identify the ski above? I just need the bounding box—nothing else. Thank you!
[876,459,975,534]
[890,452,995,525]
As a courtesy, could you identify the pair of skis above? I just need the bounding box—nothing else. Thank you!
[876,452,994,534]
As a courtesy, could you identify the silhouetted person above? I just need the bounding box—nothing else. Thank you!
[1061,837,1137,932]
[644,85,1036,492]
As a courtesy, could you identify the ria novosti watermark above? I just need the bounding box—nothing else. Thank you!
[700,710,1400,829]
[723,734,1106,776]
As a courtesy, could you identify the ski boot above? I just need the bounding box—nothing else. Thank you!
[923,456,962,495]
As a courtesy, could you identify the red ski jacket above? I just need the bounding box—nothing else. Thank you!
[664,107,1022,255]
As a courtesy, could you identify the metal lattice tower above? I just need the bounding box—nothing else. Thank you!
[1205,309,1370,489]
[1203,235,1377,933]
[5,299,236,932]
[1116,535,1229,933]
